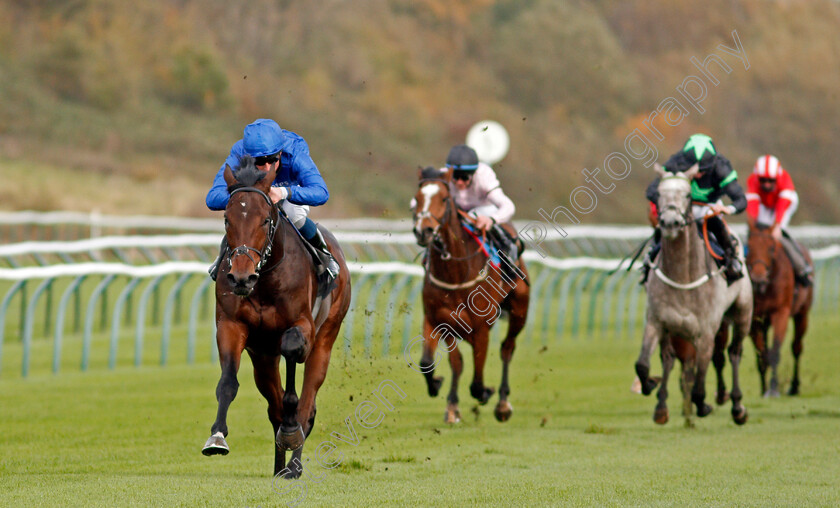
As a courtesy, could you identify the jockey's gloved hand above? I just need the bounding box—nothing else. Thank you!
[269,186,289,203]
[474,215,494,231]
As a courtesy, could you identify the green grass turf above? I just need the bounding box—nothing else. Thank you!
[2,315,840,507]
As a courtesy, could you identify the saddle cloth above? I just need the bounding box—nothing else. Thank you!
[461,221,502,269]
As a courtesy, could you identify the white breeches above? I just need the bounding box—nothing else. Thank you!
[281,200,309,229]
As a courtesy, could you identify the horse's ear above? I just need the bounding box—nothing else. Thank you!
[417,166,424,181]
[684,163,700,180]
[653,162,666,177]
[441,167,453,183]
[223,164,236,187]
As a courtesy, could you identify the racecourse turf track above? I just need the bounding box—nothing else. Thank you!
[2,312,839,507]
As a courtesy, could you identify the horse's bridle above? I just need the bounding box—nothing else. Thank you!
[414,179,455,260]
[225,186,284,275]
[748,230,776,276]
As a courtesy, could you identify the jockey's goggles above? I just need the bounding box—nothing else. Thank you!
[254,155,279,166]
[758,177,776,184]
[451,170,475,181]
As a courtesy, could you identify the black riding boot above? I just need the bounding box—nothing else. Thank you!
[706,217,743,284]
[208,237,228,281]
[306,229,340,281]
[490,224,519,261]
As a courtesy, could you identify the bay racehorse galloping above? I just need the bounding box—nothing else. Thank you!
[746,223,813,397]
[201,157,351,478]
[636,163,753,425]
[412,167,530,423]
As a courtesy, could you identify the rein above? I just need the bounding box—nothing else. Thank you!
[226,186,285,275]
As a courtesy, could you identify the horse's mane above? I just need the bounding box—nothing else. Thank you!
[228,155,267,191]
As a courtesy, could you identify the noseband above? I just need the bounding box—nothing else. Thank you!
[226,186,283,274]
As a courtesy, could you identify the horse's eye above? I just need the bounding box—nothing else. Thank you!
[224,216,229,226]
[263,217,270,225]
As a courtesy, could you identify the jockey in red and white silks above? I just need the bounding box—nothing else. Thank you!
[745,154,812,285]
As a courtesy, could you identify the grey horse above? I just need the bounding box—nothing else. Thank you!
[635,163,753,425]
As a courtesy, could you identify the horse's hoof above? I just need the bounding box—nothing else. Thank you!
[641,377,661,396]
[428,376,443,397]
[653,407,669,425]
[277,425,306,451]
[732,406,748,425]
[716,391,730,405]
[444,407,461,424]
[202,432,229,456]
[494,400,513,422]
[697,403,713,418]
[763,389,780,399]
[478,387,495,406]
[787,385,800,396]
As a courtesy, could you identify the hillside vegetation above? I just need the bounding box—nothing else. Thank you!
[1,0,838,222]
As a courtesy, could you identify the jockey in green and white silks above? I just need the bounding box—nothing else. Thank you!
[642,134,748,284]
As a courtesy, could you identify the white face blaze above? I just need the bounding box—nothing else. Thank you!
[414,182,442,234]
[420,183,439,213]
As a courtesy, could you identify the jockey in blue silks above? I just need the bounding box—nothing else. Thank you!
[206,118,339,281]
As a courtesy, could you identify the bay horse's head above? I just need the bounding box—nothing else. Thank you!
[222,155,280,296]
[654,162,699,240]
[412,166,453,247]
[747,223,777,295]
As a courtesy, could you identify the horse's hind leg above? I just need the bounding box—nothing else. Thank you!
[469,327,495,405]
[691,343,713,418]
[495,279,528,422]
[788,311,809,396]
[277,325,311,460]
[750,319,769,395]
[654,338,675,425]
[766,308,791,398]
[679,356,696,424]
[445,341,463,424]
[249,351,287,475]
[713,324,730,405]
[729,304,751,425]
[203,319,247,456]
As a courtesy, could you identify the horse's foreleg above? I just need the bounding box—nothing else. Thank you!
[766,308,791,398]
[789,311,809,396]
[635,319,662,396]
[469,327,495,405]
[654,337,675,425]
[713,324,730,405]
[203,319,247,456]
[445,341,463,424]
[420,318,443,397]
[249,351,286,475]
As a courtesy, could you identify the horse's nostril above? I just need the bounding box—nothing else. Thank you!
[226,273,236,284]
[247,274,259,285]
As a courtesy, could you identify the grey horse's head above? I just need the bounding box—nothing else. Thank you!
[654,163,699,240]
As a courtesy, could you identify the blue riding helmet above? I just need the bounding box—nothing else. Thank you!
[243,119,285,158]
